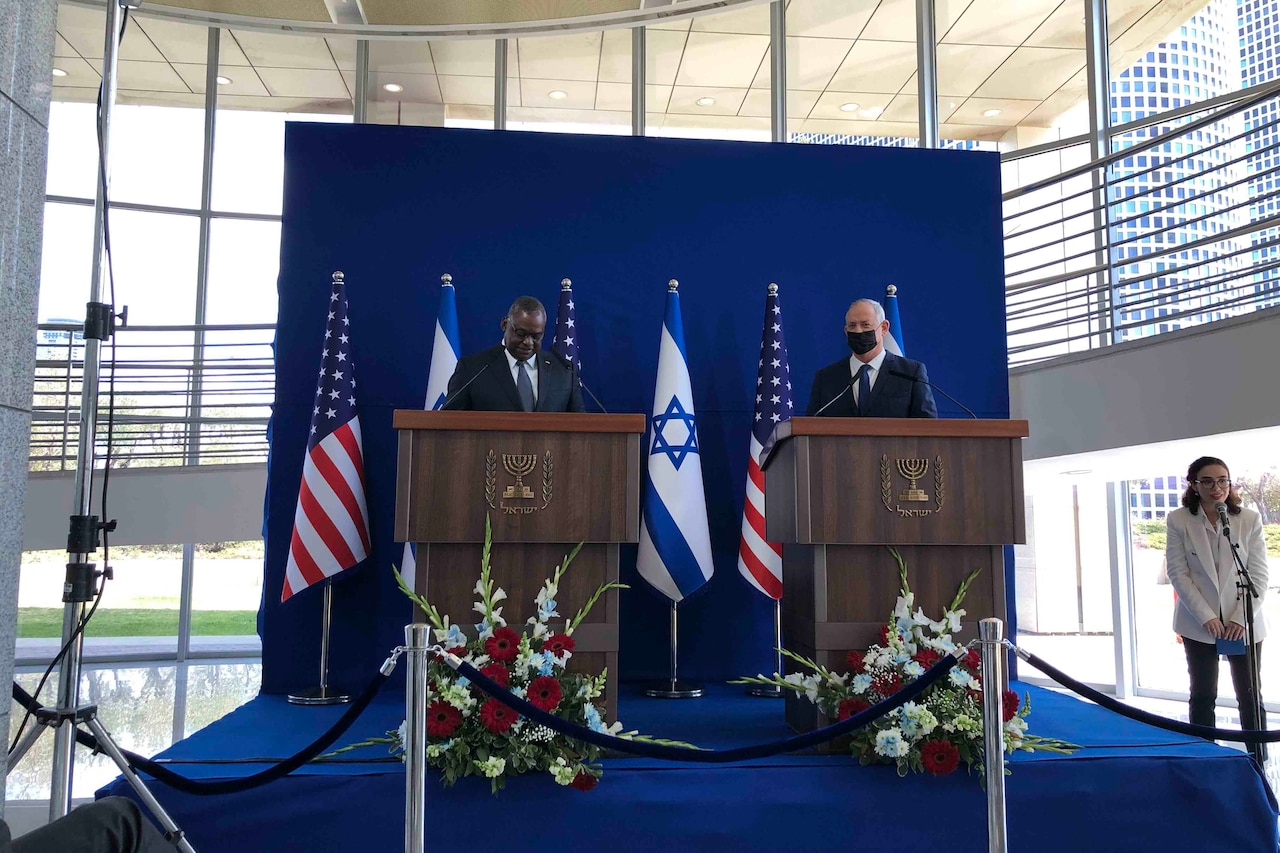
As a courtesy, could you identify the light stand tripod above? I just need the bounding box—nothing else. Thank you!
[5,1,195,846]
[1220,505,1268,766]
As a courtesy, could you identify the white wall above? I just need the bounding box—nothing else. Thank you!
[23,464,268,551]
[1011,305,1280,461]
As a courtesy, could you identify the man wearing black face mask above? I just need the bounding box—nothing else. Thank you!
[805,298,937,418]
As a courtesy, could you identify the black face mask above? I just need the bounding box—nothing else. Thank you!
[846,329,878,355]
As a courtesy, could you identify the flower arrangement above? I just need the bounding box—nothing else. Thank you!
[734,549,1076,776]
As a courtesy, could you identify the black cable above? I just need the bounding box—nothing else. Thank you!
[1018,647,1280,744]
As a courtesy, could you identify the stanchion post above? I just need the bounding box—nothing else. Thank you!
[404,624,430,853]
[979,618,1008,853]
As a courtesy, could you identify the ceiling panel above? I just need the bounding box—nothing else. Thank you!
[439,74,496,105]
[430,40,499,77]
[861,0,973,43]
[880,92,960,124]
[690,3,771,35]
[521,78,597,109]
[58,4,165,62]
[116,60,193,94]
[667,85,749,115]
[48,56,100,88]
[674,31,769,88]
[808,90,895,121]
[595,81,673,112]
[368,41,436,75]
[738,88,820,119]
[827,40,916,94]
[174,63,270,96]
[751,37,853,91]
[1024,0,1088,49]
[932,42,1015,97]
[787,0,879,39]
[54,34,78,58]
[517,32,602,81]
[255,66,349,99]
[598,27,685,85]
[229,30,337,69]
[133,17,213,65]
[368,70,444,104]
[975,47,1084,100]
[327,38,357,72]
[943,0,1061,46]
[1021,68,1088,127]
[949,95,1039,125]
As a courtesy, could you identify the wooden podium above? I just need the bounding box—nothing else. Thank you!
[760,417,1028,733]
[393,411,644,721]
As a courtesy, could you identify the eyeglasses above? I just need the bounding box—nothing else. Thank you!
[1193,477,1231,489]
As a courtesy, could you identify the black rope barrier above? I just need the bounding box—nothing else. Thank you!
[11,671,393,796]
[447,651,959,763]
[1015,646,1280,744]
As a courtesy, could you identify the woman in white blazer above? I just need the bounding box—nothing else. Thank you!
[1164,455,1269,731]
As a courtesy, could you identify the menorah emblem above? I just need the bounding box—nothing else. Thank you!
[502,454,537,499]
[896,458,930,502]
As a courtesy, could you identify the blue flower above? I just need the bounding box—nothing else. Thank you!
[443,624,466,647]
[538,598,558,621]
[583,703,606,733]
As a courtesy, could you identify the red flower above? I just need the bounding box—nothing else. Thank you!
[1003,689,1021,722]
[873,671,903,697]
[479,663,510,688]
[845,650,865,673]
[543,634,576,657]
[837,697,871,720]
[570,771,598,791]
[484,627,521,663]
[964,649,982,672]
[878,624,892,645]
[528,676,563,712]
[479,698,518,734]
[919,739,961,776]
[426,701,461,738]
[914,648,941,669]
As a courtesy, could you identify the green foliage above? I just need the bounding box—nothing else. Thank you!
[17,608,255,638]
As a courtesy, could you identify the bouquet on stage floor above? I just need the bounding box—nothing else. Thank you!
[734,548,1076,777]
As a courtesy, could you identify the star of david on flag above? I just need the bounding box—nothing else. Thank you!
[738,283,792,601]
[400,274,461,588]
[283,272,371,602]
[637,281,714,603]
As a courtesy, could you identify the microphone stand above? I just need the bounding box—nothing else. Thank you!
[1223,515,1267,765]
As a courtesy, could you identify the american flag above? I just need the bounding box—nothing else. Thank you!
[737,283,792,600]
[551,277,580,371]
[282,271,371,603]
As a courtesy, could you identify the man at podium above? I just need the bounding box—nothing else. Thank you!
[442,296,585,412]
[806,298,937,418]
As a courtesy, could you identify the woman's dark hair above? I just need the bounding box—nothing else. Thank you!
[1181,455,1242,515]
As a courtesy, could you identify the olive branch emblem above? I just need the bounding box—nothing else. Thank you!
[542,450,554,508]
[880,454,893,512]
[934,455,945,511]
[484,449,497,509]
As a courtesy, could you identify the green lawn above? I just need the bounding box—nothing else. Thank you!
[18,608,256,638]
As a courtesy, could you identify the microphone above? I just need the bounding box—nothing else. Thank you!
[885,368,978,419]
[1215,501,1232,537]
[811,377,855,417]
[550,351,609,413]
[438,363,489,411]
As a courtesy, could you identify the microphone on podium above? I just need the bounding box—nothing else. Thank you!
[811,376,855,417]
[438,363,489,411]
[885,368,978,419]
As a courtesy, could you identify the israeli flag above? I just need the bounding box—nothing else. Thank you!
[883,283,905,357]
[401,276,460,585]
[637,282,714,602]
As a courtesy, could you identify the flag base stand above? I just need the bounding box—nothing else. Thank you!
[643,679,704,699]
[288,581,349,706]
[745,684,785,698]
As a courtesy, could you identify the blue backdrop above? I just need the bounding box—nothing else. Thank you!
[260,123,1008,695]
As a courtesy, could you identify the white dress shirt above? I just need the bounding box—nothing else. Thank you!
[848,348,887,407]
[503,348,539,404]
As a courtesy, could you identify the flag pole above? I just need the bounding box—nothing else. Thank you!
[289,579,351,705]
[644,601,703,699]
[746,599,786,698]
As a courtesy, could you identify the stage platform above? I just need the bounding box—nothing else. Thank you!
[100,682,1279,852]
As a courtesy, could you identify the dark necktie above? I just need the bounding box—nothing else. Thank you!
[517,360,535,412]
[855,363,871,416]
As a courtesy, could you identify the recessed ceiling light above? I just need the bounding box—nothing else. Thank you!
[382,83,404,93]
[983,108,1003,117]
[51,68,68,78]
[215,75,232,86]
[859,106,883,118]
[948,102,956,109]
[839,102,860,112]
[548,90,568,100]
[696,96,716,106]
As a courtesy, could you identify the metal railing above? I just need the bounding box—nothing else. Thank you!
[30,322,274,470]
[1002,79,1280,366]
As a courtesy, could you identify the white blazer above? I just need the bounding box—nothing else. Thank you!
[1165,505,1269,644]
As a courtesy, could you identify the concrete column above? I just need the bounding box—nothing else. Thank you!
[0,0,57,810]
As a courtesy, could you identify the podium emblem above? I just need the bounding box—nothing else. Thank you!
[486,449,553,514]
[881,454,946,517]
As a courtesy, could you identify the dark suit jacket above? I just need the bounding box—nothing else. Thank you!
[442,345,585,412]
[805,352,937,418]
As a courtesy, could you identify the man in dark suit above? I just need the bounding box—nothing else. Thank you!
[806,298,937,418]
[443,296,585,412]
